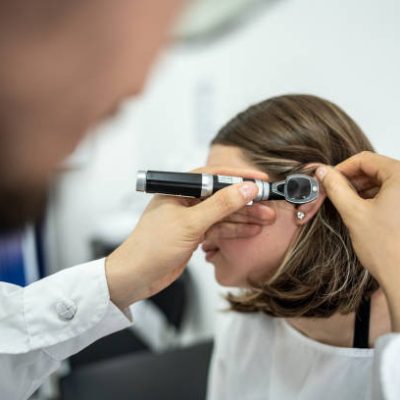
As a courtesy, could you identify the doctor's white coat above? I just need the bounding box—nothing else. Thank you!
[0,259,131,399]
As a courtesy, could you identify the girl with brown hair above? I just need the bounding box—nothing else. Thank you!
[204,94,391,400]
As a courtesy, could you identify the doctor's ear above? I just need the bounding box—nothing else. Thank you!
[294,191,326,225]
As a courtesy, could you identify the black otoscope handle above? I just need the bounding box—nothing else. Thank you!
[145,171,203,197]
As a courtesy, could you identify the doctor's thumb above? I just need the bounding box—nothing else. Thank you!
[190,182,259,233]
[316,165,364,224]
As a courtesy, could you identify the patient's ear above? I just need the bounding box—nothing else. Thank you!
[295,192,326,225]
[294,164,326,225]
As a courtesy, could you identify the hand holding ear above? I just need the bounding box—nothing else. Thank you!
[316,151,400,331]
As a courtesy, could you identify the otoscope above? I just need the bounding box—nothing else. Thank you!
[136,170,319,204]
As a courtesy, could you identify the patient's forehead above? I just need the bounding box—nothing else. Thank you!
[207,145,252,168]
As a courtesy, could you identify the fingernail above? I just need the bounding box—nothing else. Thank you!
[316,167,327,180]
[239,182,257,200]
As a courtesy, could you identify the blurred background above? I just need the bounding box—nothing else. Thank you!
[2,0,398,398]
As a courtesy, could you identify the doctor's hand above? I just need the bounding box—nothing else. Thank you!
[203,202,276,242]
[105,167,266,310]
[204,171,276,241]
[316,151,400,330]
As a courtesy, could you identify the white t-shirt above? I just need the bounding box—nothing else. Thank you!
[207,310,376,400]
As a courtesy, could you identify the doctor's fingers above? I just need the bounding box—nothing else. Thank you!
[319,173,379,200]
[344,175,379,196]
[188,182,259,234]
[336,151,400,184]
[316,165,367,225]
[205,222,263,241]
[317,152,400,222]
[222,203,276,225]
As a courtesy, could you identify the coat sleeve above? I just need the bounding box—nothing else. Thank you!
[0,258,132,400]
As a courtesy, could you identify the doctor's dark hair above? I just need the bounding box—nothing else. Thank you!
[212,94,378,318]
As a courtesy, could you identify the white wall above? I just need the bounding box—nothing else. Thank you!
[47,0,400,342]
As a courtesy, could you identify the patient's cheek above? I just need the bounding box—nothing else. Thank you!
[223,241,267,268]
[218,236,283,284]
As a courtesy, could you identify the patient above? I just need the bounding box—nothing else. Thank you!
[204,94,391,400]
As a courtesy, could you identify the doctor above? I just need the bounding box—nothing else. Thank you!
[0,1,399,399]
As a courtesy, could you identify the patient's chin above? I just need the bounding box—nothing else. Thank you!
[214,268,245,288]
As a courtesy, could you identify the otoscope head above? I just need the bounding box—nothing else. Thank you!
[285,175,319,203]
[263,174,319,204]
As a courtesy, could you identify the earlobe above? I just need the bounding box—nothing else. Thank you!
[295,192,326,225]
[296,210,306,222]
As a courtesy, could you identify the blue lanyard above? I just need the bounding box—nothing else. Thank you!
[0,230,26,286]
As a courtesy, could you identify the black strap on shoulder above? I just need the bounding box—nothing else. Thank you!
[353,297,371,349]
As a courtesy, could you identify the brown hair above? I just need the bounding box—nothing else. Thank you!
[212,94,378,318]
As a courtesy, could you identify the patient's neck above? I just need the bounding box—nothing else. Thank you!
[286,289,391,348]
